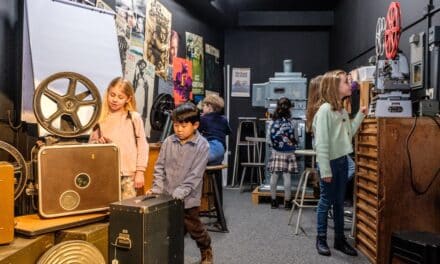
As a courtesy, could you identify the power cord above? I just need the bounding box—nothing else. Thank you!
[405,116,440,195]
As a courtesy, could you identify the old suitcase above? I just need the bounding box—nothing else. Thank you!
[0,234,54,264]
[0,162,14,245]
[109,194,184,264]
[37,144,120,218]
[55,223,109,262]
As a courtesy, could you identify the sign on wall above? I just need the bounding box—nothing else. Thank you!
[231,68,251,97]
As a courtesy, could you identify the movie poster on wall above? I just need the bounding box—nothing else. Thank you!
[124,52,155,137]
[185,32,204,95]
[231,68,251,97]
[129,13,145,55]
[169,30,179,65]
[205,43,221,92]
[173,57,193,107]
[145,0,172,79]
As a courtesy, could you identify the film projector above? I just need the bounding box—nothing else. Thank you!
[370,2,413,117]
[1,72,121,220]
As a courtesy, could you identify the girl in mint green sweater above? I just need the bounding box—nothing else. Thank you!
[312,70,367,257]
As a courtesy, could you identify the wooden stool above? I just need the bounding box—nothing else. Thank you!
[199,164,228,233]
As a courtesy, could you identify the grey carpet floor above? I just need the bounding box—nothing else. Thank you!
[184,188,369,264]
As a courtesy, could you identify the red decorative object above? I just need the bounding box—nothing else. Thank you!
[385,1,402,60]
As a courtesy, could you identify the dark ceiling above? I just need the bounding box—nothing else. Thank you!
[175,0,338,28]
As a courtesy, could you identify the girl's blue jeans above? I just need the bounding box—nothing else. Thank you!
[316,155,348,236]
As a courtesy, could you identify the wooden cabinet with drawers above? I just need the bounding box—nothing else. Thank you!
[354,117,440,264]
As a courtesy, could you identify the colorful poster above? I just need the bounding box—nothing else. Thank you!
[205,43,221,92]
[185,32,204,95]
[173,57,193,106]
[145,0,172,79]
[231,68,251,97]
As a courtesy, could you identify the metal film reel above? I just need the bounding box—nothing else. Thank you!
[150,93,175,130]
[33,72,102,138]
[375,17,386,58]
[0,140,28,200]
[37,240,105,264]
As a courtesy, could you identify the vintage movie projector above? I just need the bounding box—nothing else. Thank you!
[370,2,413,117]
[252,59,307,192]
[29,72,120,218]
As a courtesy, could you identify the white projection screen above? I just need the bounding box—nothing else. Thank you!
[22,0,122,135]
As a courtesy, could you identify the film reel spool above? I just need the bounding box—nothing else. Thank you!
[375,17,386,58]
[37,240,105,264]
[33,72,102,138]
[150,93,175,130]
[385,1,402,60]
[0,140,28,200]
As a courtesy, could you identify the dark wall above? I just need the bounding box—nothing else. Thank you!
[0,0,24,148]
[331,0,440,100]
[224,29,330,183]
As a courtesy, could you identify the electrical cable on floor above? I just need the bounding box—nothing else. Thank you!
[406,116,440,195]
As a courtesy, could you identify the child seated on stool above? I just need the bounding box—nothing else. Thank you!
[199,94,232,165]
[268,97,298,210]
[146,102,213,264]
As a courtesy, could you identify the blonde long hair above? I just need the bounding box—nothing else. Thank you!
[318,70,346,112]
[305,75,323,132]
[100,77,137,122]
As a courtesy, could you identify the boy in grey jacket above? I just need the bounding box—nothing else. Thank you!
[147,102,212,264]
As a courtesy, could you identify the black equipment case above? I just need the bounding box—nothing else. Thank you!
[109,194,184,264]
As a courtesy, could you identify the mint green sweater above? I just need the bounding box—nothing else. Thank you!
[312,103,365,178]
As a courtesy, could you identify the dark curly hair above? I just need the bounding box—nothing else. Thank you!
[272,97,293,120]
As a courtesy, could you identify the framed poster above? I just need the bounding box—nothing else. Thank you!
[231,68,250,97]
[145,0,172,79]
[173,57,193,106]
[186,32,204,95]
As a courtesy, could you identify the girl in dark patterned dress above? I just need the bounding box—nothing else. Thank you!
[268,97,298,209]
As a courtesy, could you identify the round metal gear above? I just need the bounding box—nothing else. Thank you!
[150,93,175,130]
[37,240,105,264]
[0,140,28,200]
[33,72,102,138]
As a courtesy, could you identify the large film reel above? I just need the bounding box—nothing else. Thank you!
[150,93,175,130]
[0,141,28,200]
[37,240,105,264]
[33,72,102,138]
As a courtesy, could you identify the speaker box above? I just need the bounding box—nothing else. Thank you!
[0,162,14,245]
[37,144,120,218]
